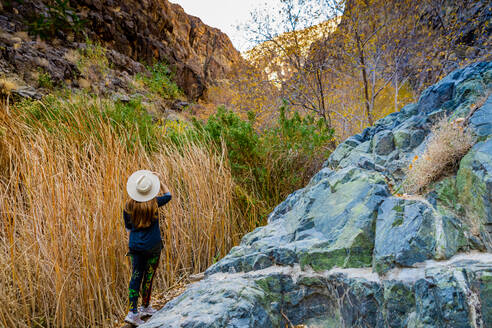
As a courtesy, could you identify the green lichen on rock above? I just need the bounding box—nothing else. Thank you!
[430,176,484,254]
[394,129,411,150]
[254,275,285,327]
[255,276,282,297]
[327,142,355,168]
[457,150,487,226]
[433,177,462,214]
[392,217,404,227]
[299,233,374,271]
[456,139,492,249]
[297,170,384,271]
[382,281,416,327]
[300,248,348,271]
[373,198,438,274]
[479,272,492,325]
[207,167,388,274]
[391,202,405,227]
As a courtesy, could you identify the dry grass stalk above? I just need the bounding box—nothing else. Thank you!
[0,78,17,96]
[0,78,17,114]
[0,100,245,327]
[404,116,474,194]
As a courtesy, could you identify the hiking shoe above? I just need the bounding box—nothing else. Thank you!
[124,311,145,326]
[139,305,157,317]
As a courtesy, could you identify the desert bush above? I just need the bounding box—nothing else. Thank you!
[0,96,247,327]
[168,104,334,221]
[37,70,54,89]
[135,63,183,100]
[261,104,334,203]
[76,41,111,82]
[404,117,474,194]
[191,106,261,178]
[28,0,87,39]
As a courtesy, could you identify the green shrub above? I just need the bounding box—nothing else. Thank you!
[273,103,334,153]
[37,71,54,89]
[76,40,110,79]
[261,103,334,203]
[28,0,87,39]
[167,104,334,223]
[136,63,183,100]
[105,97,160,152]
[197,106,261,176]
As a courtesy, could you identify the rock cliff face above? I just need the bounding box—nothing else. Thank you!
[0,0,242,99]
[75,0,242,99]
[142,62,492,327]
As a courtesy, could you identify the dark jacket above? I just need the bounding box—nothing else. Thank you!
[123,192,172,251]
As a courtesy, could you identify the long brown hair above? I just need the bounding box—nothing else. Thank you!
[125,198,158,229]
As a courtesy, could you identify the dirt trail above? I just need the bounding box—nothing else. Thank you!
[116,282,189,328]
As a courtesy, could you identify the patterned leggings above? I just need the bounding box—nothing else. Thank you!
[128,247,161,313]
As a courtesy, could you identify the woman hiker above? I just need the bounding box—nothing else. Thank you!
[123,170,172,326]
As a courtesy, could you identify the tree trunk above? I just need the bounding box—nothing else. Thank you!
[360,55,372,125]
[355,31,373,126]
[394,70,399,112]
[316,69,331,127]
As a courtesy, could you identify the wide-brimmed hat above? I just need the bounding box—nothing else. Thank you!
[126,170,160,202]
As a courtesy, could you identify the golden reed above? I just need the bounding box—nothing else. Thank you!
[0,99,249,327]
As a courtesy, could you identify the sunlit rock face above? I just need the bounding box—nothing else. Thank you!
[0,0,242,100]
[73,0,243,100]
[143,62,492,328]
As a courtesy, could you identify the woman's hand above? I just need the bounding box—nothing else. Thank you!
[160,181,170,194]
[153,172,170,194]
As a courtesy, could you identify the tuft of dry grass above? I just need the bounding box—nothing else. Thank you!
[404,117,474,194]
[0,98,247,327]
[76,41,110,85]
[0,78,17,97]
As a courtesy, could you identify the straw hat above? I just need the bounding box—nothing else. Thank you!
[126,170,160,202]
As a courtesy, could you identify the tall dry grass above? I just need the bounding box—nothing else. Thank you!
[0,97,247,327]
[404,117,474,194]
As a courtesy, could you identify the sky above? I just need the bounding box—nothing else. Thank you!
[169,0,282,52]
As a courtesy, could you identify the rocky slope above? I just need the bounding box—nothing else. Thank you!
[0,0,242,100]
[142,62,492,327]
